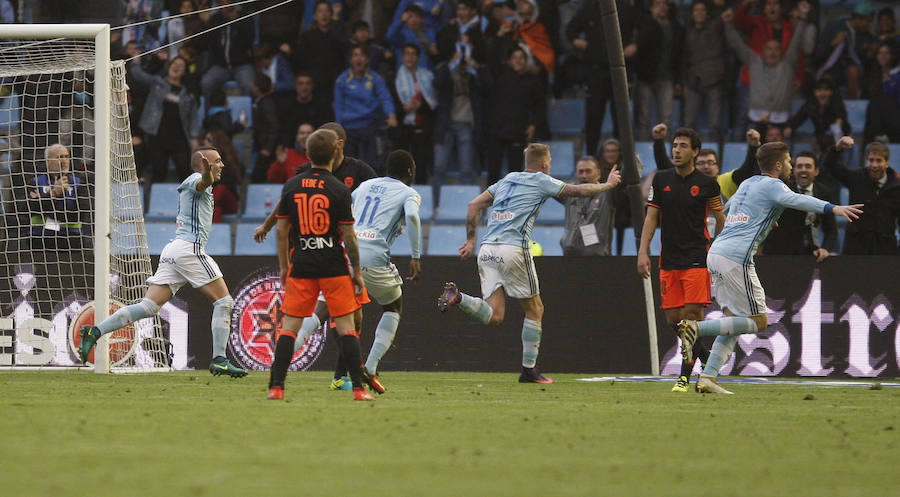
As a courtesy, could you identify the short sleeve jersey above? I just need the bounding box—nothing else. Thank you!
[646,168,722,269]
[174,172,214,247]
[277,168,355,278]
[296,156,376,192]
[352,177,422,268]
[482,171,566,248]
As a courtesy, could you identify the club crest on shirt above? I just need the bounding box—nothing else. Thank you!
[344,177,354,188]
[690,185,700,197]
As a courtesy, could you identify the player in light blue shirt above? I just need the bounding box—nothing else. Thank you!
[678,142,862,393]
[350,151,422,389]
[437,143,621,383]
[79,148,247,377]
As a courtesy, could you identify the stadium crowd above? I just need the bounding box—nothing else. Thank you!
[1,0,899,256]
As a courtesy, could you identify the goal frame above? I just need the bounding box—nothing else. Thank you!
[0,24,112,373]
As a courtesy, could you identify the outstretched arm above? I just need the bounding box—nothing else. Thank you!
[560,166,622,197]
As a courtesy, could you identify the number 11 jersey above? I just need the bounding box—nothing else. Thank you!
[352,177,422,268]
[277,168,354,278]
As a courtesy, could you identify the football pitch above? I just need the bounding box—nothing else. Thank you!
[1,371,897,497]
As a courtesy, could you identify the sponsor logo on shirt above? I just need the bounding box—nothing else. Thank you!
[356,229,377,240]
[159,257,176,264]
[726,213,750,224]
[295,236,335,250]
[490,211,515,222]
[479,254,505,264]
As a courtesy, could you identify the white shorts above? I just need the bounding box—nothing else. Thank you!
[707,253,766,317]
[477,243,539,299]
[361,264,402,305]
[146,238,223,294]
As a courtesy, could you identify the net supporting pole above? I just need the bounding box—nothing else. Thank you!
[642,278,660,375]
[93,25,112,374]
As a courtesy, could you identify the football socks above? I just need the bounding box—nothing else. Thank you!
[521,319,542,368]
[96,298,159,336]
[211,296,234,359]
[702,335,738,377]
[292,313,322,353]
[458,293,493,325]
[698,317,759,337]
[365,311,400,375]
[268,331,297,389]
[680,340,711,377]
[338,333,365,389]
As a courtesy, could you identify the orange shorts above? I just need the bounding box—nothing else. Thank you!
[659,268,711,309]
[282,275,370,318]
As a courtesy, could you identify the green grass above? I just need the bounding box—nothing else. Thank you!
[1,372,898,497]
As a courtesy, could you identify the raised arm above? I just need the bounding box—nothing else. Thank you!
[195,153,222,191]
[723,14,753,64]
[732,128,761,185]
[820,136,855,187]
[459,190,494,259]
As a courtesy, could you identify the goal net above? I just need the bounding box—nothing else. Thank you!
[0,25,170,372]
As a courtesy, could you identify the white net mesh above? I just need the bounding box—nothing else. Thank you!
[0,37,169,370]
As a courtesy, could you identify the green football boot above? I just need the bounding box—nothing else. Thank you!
[209,356,248,378]
[78,326,101,364]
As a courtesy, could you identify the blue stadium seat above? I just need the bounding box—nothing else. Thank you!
[790,98,815,136]
[145,222,176,255]
[620,227,637,256]
[0,92,20,133]
[649,228,661,256]
[548,98,584,136]
[599,101,633,138]
[702,142,720,157]
[390,226,422,257]
[412,184,433,222]
[890,144,900,163]
[146,183,180,221]
[427,225,465,255]
[244,183,281,221]
[435,185,481,223]
[634,141,657,177]
[844,99,868,136]
[536,199,565,224]
[530,226,564,256]
[548,140,576,179]
[226,95,253,127]
[234,223,276,255]
[722,143,748,173]
[205,224,232,256]
[111,182,145,220]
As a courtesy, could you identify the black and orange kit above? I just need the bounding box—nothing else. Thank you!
[295,156,376,192]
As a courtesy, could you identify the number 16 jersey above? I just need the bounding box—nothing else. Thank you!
[277,168,355,278]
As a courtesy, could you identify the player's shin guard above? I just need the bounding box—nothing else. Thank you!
[211,296,234,358]
[698,317,758,337]
[96,298,159,336]
[268,330,297,389]
[292,314,322,353]
[521,319,542,368]
[365,312,399,374]
[702,335,737,377]
[458,293,493,325]
[337,332,365,389]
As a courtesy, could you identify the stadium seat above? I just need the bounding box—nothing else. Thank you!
[412,184,433,222]
[427,224,465,255]
[620,227,637,256]
[205,224,232,256]
[790,99,815,136]
[536,198,565,224]
[548,98,584,136]
[390,226,422,257]
[146,183,181,221]
[226,95,253,127]
[722,143,748,173]
[111,182,145,220]
[234,223,275,255]
[145,222,176,255]
[435,185,481,223]
[530,226,564,256]
[844,99,868,136]
[548,140,576,179]
[0,92,20,133]
[243,183,281,221]
[890,144,900,163]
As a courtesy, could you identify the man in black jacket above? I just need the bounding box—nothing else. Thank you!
[435,0,484,65]
[566,0,637,155]
[762,151,838,260]
[276,73,334,146]
[822,137,900,255]
[198,0,256,100]
[250,74,281,183]
[291,0,348,102]
[634,0,683,141]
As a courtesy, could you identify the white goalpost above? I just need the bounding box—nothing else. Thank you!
[0,24,170,372]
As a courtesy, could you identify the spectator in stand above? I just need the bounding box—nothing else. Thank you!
[268,123,314,184]
[594,139,632,256]
[250,74,280,183]
[276,73,334,147]
[254,43,295,94]
[876,7,900,50]
[343,0,399,42]
[349,20,395,78]
[864,43,899,99]
[815,2,876,99]
[395,43,438,184]
[0,0,15,23]
[682,0,725,142]
[300,0,341,32]
[334,45,398,168]
[391,0,447,34]
[204,130,243,223]
[785,78,850,152]
[197,0,255,100]
[560,156,616,256]
[432,42,486,198]
[202,88,247,138]
[511,0,555,78]
[822,137,900,255]
[127,54,201,183]
[634,0,682,142]
[387,5,438,69]
[566,0,638,154]
[724,5,809,137]
[483,46,546,186]
[435,0,484,65]
[762,150,837,260]
[256,0,302,48]
[864,49,900,144]
[292,1,348,102]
